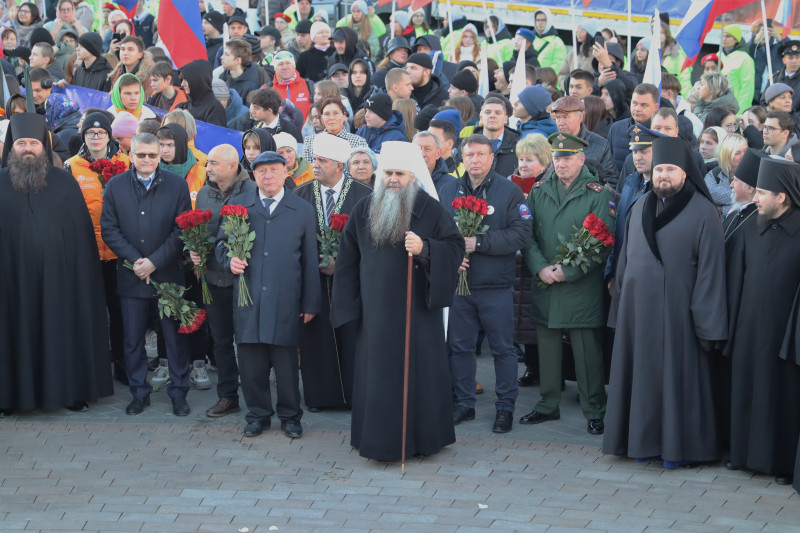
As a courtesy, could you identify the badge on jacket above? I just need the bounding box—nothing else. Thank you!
[518,204,533,220]
[609,200,616,217]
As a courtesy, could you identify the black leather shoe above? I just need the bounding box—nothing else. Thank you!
[587,419,604,435]
[66,401,88,412]
[171,396,191,417]
[453,405,475,425]
[243,420,269,437]
[126,396,150,415]
[775,474,793,485]
[518,370,539,387]
[0,409,13,417]
[492,410,513,433]
[724,461,739,471]
[281,419,303,438]
[519,410,560,424]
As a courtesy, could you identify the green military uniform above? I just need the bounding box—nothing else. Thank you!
[523,133,615,426]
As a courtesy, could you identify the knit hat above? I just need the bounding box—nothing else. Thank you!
[724,25,742,42]
[364,93,393,122]
[351,0,367,14]
[414,104,439,130]
[764,82,793,104]
[203,11,225,34]
[577,20,597,37]
[81,111,112,139]
[461,23,478,38]
[517,85,551,116]
[211,79,229,100]
[30,27,54,46]
[433,108,462,133]
[77,31,103,58]
[501,61,514,83]
[515,28,535,43]
[57,28,78,43]
[273,131,297,152]
[457,60,478,72]
[310,21,331,41]
[295,19,313,35]
[349,145,378,169]
[406,52,433,70]
[450,69,478,93]
[111,111,139,138]
[636,37,651,51]
[392,10,410,29]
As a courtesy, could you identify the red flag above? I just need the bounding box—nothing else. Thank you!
[377,0,393,6]
[410,0,434,10]
[582,0,593,7]
[397,0,413,8]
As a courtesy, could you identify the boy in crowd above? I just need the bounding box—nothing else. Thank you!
[148,61,188,112]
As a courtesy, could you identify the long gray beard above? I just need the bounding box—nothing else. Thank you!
[368,181,418,246]
[8,150,49,193]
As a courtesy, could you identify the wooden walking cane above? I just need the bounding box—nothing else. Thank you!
[401,251,413,474]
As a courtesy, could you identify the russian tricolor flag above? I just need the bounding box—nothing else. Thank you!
[775,0,794,40]
[158,0,207,68]
[675,0,753,70]
[114,0,139,18]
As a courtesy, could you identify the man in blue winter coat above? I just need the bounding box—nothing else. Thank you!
[513,84,558,139]
[355,93,408,153]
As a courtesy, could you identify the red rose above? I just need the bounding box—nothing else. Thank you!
[479,200,488,216]
[452,197,463,210]
[329,213,349,232]
[203,210,213,223]
[464,196,476,211]
[603,236,615,247]
[221,204,248,218]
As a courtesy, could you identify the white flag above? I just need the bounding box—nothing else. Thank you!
[643,9,662,97]
[478,41,489,97]
[509,37,527,103]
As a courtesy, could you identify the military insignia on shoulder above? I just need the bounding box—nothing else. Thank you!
[609,200,616,218]
[533,181,542,188]
[587,183,604,193]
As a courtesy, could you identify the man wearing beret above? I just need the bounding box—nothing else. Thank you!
[216,150,321,438]
[294,133,372,412]
[406,52,449,109]
[355,93,408,152]
[727,157,800,486]
[522,132,613,436]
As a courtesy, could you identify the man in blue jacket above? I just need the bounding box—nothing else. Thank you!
[100,133,193,417]
[513,84,558,139]
[606,83,659,173]
[355,93,407,153]
[439,134,532,434]
[216,151,321,439]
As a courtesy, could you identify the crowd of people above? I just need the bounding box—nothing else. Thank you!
[2,0,800,493]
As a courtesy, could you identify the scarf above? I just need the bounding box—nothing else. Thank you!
[641,180,695,264]
[160,149,197,179]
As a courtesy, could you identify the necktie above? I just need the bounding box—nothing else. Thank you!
[492,139,501,153]
[325,189,335,225]
[262,197,274,213]
[139,177,152,190]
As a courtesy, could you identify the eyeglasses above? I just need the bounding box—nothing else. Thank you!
[86,131,108,139]
[18,9,30,13]
[763,125,784,133]
[133,152,159,159]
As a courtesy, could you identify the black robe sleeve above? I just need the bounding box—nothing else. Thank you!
[329,199,364,328]
[422,197,465,310]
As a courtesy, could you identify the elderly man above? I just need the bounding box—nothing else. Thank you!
[295,134,372,411]
[101,133,192,417]
[551,95,617,186]
[331,141,465,461]
[271,49,312,119]
[217,151,320,438]
[521,132,614,435]
[0,113,112,416]
[604,137,725,468]
[191,144,256,418]
[413,131,452,194]
[440,134,531,434]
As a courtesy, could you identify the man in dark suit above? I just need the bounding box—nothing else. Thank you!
[100,133,192,417]
[216,151,321,438]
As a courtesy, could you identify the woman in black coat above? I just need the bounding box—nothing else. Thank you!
[296,22,335,82]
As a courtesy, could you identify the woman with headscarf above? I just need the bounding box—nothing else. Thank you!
[347,145,377,187]
[343,57,374,113]
[108,73,157,121]
[13,2,42,47]
[44,92,82,148]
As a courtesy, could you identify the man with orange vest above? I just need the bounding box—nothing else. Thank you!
[156,123,206,208]
[64,111,131,385]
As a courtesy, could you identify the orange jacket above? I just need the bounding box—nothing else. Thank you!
[271,73,312,120]
[289,157,314,187]
[66,151,131,261]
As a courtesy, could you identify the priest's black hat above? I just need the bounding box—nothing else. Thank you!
[1,112,53,167]
[733,148,768,189]
[651,136,712,201]
[756,157,800,205]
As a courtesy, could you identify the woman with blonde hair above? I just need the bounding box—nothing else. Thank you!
[704,133,747,216]
[694,72,739,123]
[392,98,417,142]
[454,23,480,64]
[345,0,379,59]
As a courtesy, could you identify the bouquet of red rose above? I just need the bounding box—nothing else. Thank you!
[318,214,348,271]
[122,261,206,334]
[452,196,490,296]
[89,158,128,193]
[176,209,214,304]
[538,213,614,289]
[219,204,254,306]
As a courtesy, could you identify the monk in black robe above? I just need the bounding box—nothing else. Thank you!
[604,137,727,468]
[330,142,464,461]
[0,113,113,415]
[728,157,800,485]
[294,133,372,410]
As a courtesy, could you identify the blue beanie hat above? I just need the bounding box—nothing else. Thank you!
[517,85,551,116]
[433,109,462,133]
[515,28,535,43]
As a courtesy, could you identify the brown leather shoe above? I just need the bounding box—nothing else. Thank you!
[206,397,240,418]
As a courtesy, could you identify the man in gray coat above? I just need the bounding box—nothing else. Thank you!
[216,151,320,439]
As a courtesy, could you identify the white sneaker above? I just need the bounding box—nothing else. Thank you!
[190,361,212,390]
[150,359,170,391]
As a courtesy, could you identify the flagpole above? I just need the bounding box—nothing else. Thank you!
[571,0,578,70]
[760,0,774,85]
[391,0,397,38]
[446,0,454,61]
[626,0,632,67]
[719,13,725,56]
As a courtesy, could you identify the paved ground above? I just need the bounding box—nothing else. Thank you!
[1,354,798,532]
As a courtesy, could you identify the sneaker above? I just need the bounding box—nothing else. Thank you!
[190,360,212,390]
[150,359,170,391]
